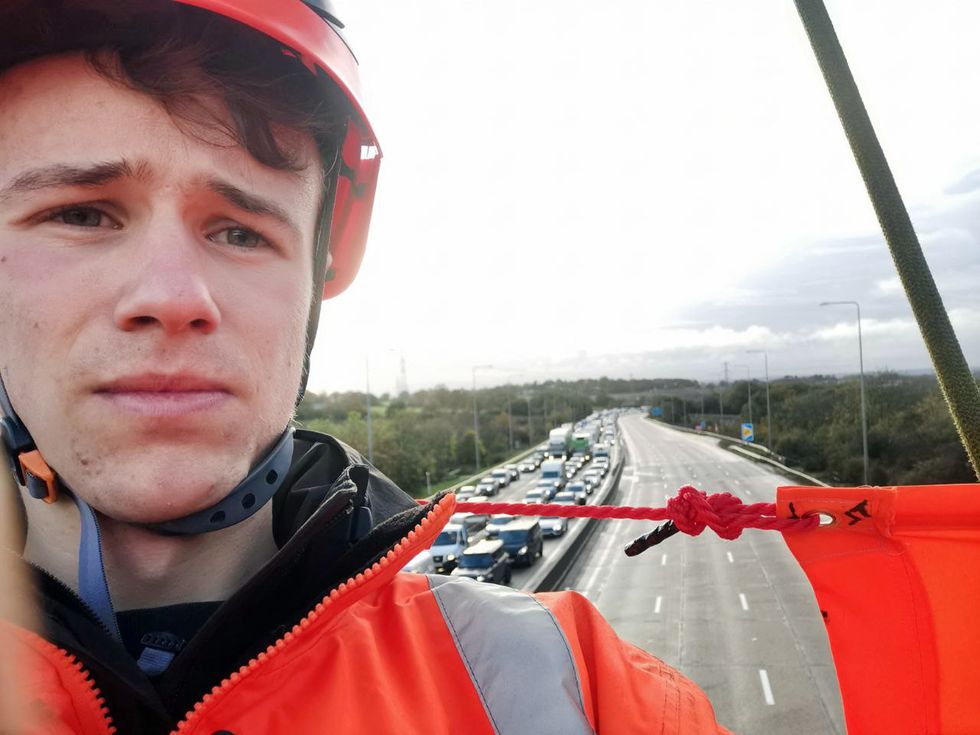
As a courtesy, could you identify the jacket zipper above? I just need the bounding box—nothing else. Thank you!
[170,494,454,734]
[24,632,116,734]
[27,559,116,640]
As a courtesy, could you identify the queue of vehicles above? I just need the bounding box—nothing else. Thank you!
[404,410,623,584]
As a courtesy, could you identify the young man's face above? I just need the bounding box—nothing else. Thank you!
[0,54,323,523]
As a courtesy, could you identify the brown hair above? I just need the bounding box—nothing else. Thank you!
[0,0,349,173]
[1,1,353,394]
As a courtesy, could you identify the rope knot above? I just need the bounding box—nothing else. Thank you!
[666,485,748,541]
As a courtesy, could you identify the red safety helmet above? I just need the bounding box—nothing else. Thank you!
[176,0,382,299]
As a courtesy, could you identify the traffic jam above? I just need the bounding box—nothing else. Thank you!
[404,411,623,587]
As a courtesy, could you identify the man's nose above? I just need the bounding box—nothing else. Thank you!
[113,229,221,335]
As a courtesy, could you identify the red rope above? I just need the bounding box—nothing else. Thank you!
[441,485,817,540]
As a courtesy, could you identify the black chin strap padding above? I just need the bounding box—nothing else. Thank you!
[146,429,295,536]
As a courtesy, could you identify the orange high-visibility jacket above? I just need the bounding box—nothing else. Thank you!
[5,492,730,735]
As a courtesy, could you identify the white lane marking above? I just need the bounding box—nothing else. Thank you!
[727,551,734,564]
[744,489,753,497]
[739,593,749,611]
[579,474,639,598]
[759,669,775,705]
[654,595,663,614]
[579,525,621,599]
[661,553,668,566]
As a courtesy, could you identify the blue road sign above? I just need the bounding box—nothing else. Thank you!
[651,406,663,417]
[741,423,754,442]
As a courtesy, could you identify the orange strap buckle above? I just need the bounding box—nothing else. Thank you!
[18,449,58,504]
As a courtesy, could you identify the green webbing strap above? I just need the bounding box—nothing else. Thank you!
[794,0,980,480]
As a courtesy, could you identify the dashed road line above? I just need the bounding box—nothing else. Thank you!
[654,595,662,614]
[580,474,639,599]
[661,553,668,566]
[580,515,624,596]
[739,593,749,611]
[759,669,775,705]
[727,551,734,564]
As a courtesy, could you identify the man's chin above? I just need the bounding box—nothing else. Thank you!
[80,458,248,526]
[88,483,232,525]
[48,426,280,523]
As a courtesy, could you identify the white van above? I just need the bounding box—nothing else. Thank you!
[540,458,567,491]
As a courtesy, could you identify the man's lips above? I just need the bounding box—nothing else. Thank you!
[94,374,233,417]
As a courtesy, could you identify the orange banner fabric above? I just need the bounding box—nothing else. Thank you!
[778,484,980,735]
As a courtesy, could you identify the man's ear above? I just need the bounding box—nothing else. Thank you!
[319,251,334,300]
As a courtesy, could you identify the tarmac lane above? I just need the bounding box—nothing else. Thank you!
[562,415,845,735]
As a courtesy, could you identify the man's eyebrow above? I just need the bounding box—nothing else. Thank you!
[0,160,150,202]
[206,178,300,235]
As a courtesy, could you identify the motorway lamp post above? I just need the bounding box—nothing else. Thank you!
[746,349,772,452]
[525,396,533,446]
[732,364,752,427]
[820,300,869,484]
[507,396,514,450]
[364,356,373,464]
[718,375,725,434]
[472,364,493,471]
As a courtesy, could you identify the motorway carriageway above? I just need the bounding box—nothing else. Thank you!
[563,415,845,734]
[463,437,617,591]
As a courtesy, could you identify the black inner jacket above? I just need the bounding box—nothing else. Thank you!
[6,429,438,734]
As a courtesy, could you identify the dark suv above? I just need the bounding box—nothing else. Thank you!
[450,539,512,585]
[495,520,544,567]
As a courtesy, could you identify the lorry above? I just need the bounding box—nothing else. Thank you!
[546,425,573,458]
[569,430,594,459]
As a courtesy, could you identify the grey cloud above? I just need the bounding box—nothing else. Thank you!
[679,187,980,338]
[944,167,980,196]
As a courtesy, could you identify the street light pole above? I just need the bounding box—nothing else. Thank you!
[525,396,533,446]
[365,356,373,464]
[732,364,752,427]
[507,396,513,450]
[747,349,772,452]
[820,300,869,484]
[472,365,492,471]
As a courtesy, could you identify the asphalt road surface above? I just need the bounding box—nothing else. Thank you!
[563,415,845,734]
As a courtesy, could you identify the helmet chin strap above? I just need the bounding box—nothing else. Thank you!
[2,373,295,644]
[143,429,293,535]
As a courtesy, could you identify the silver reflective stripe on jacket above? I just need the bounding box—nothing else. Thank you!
[427,576,594,735]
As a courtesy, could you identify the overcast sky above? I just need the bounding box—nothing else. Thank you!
[307,1,980,395]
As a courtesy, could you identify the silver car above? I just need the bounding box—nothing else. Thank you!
[538,515,568,537]
[403,549,436,574]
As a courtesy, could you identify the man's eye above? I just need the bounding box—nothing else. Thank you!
[48,206,115,228]
[210,227,266,249]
